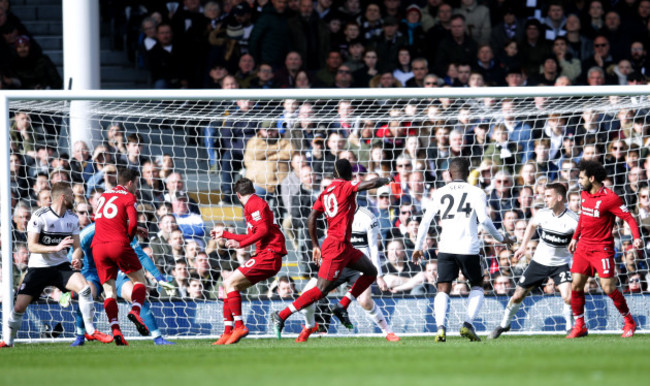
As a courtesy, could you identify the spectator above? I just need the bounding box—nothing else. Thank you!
[12,242,29,286]
[520,18,551,77]
[10,35,61,90]
[149,214,179,262]
[187,275,205,300]
[11,200,30,243]
[358,2,383,42]
[490,7,523,59]
[581,35,614,82]
[147,23,187,88]
[383,239,422,292]
[629,41,650,76]
[409,260,439,295]
[68,141,95,183]
[171,191,205,248]
[492,274,515,295]
[136,16,158,69]
[314,50,342,87]
[267,275,296,299]
[106,123,127,157]
[34,187,51,209]
[399,5,426,57]
[333,64,354,88]
[139,159,164,208]
[343,40,365,72]
[249,0,292,68]
[488,170,517,228]
[166,259,190,298]
[551,36,581,83]
[312,131,343,178]
[275,51,304,88]
[243,121,293,198]
[434,15,478,76]
[371,16,406,73]
[483,124,520,172]
[353,49,379,87]
[583,0,606,39]
[454,0,491,45]
[163,171,200,214]
[234,53,256,88]
[74,201,92,229]
[541,0,566,41]
[423,2,452,67]
[249,62,277,88]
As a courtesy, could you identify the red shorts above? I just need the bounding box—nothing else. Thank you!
[318,239,364,281]
[238,250,283,285]
[93,242,143,284]
[571,242,616,279]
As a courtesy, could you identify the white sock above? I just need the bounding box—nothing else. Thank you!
[300,303,317,329]
[78,286,97,335]
[563,303,574,330]
[501,300,521,328]
[7,311,25,346]
[434,292,449,329]
[151,329,162,339]
[465,287,485,325]
[364,302,392,334]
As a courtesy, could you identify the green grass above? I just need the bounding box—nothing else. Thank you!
[1,335,649,386]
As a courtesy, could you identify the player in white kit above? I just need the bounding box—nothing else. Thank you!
[489,183,578,339]
[413,158,514,342]
[296,207,400,342]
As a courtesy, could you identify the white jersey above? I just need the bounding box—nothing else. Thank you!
[530,208,578,266]
[350,207,382,275]
[27,207,79,268]
[415,181,503,255]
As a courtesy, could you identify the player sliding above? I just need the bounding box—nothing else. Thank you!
[296,207,400,342]
[489,183,578,339]
[211,178,287,345]
[413,158,514,342]
[92,168,151,345]
[271,159,391,338]
[67,219,175,346]
[0,183,112,348]
[566,161,642,339]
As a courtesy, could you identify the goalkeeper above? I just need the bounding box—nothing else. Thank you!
[66,221,175,346]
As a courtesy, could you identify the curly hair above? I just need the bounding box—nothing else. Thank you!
[578,160,607,183]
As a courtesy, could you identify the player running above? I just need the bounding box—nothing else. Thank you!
[211,178,287,345]
[271,159,391,338]
[296,207,400,342]
[67,220,175,346]
[566,161,642,339]
[92,168,151,345]
[489,183,578,339]
[413,158,514,342]
[0,183,112,348]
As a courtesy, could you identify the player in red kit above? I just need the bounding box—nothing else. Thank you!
[210,178,287,345]
[92,168,150,345]
[567,161,643,339]
[271,159,391,338]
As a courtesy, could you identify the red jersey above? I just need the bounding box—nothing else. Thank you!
[572,186,641,247]
[313,178,360,242]
[223,194,287,255]
[92,185,138,247]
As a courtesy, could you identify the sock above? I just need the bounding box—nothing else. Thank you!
[7,311,25,346]
[223,299,234,333]
[465,287,485,325]
[140,302,161,339]
[364,302,392,334]
[279,287,325,320]
[77,286,96,335]
[563,303,574,330]
[434,292,449,330]
[501,299,522,328]
[227,291,243,328]
[74,304,86,336]
[104,298,120,332]
[300,303,317,329]
[130,283,147,315]
[607,289,630,317]
[340,275,376,309]
[571,290,586,321]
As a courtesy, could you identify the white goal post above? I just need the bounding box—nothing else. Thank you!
[2,86,650,342]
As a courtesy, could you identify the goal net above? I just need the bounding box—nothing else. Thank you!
[2,87,649,342]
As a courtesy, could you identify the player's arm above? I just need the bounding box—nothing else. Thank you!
[356,176,391,192]
[609,198,643,248]
[221,230,248,242]
[27,231,74,254]
[412,200,440,264]
[513,221,538,261]
[126,201,139,241]
[569,214,582,253]
[475,192,509,244]
[227,209,272,249]
[70,234,83,270]
[367,219,382,276]
[308,209,324,263]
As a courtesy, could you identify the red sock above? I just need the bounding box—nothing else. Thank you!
[279,287,324,320]
[223,299,233,333]
[227,291,243,328]
[340,275,376,309]
[571,290,586,320]
[131,283,147,315]
[607,289,630,317]
[104,298,119,331]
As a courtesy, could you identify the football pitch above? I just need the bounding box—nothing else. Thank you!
[1,335,648,386]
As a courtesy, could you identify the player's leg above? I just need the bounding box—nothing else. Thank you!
[213,298,234,345]
[489,286,531,340]
[71,279,105,346]
[338,254,377,310]
[65,273,99,335]
[273,276,333,338]
[120,279,174,345]
[357,287,399,341]
[0,294,33,347]
[567,272,589,338]
[124,268,150,336]
[296,278,320,343]
[557,282,574,332]
[102,280,128,345]
[221,269,252,344]
[457,254,483,342]
[599,276,636,337]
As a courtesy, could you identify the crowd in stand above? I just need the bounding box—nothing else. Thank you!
[3,0,650,303]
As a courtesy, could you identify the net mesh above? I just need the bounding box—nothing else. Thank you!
[4,92,650,341]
